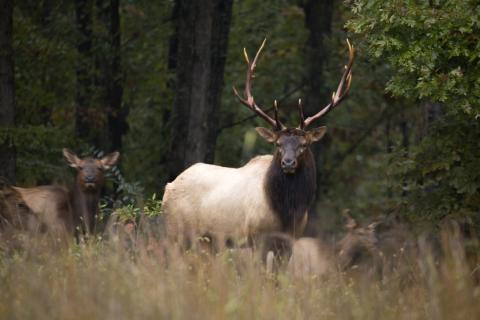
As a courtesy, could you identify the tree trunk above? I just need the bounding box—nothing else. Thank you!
[167,0,233,180]
[107,0,126,153]
[300,0,334,236]
[95,0,126,152]
[303,2,334,183]
[302,0,334,194]
[420,102,442,141]
[75,0,95,143]
[40,0,54,26]
[0,0,16,183]
[303,0,334,117]
[398,110,410,197]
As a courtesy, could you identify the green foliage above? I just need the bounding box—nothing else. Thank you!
[347,1,480,116]
[348,0,480,226]
[388,114,480,225]
[112,193,162,225]
[113,203,140,223]
[143,193,162,218]
[12,3,78,185]
[0,126,76,184]
[103,150,143,206]
[120,0,174,192]
[11,1,173,192]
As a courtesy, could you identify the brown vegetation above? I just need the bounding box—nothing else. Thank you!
[1,218,479,320]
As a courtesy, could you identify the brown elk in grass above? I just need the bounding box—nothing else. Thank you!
[11,149,119,238]
[61,149,119,234]
[162,39,355,249]
[286,212,414,280]
[0,181,32,230]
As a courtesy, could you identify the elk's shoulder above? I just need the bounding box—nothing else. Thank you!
[240,154,273,169]
[244,154,273,166]
[13,185,68,198]
[12,185,69,213]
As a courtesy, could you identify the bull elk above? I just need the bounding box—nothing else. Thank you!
[11,149,119,238]
[162,39,355,249]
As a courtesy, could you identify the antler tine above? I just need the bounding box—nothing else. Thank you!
[298,98,305,129]
[251,38,267,70]
[243,47,250,65]
[302,39,355,129]
[273,100,282,130]
[233,39,285,130]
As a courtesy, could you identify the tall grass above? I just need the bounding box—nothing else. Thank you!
[0,226,479,320]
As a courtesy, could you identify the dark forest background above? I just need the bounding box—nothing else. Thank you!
[1,0,479,233]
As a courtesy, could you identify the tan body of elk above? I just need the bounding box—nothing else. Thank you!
[163,39,355,249]
[11,149,119,238]
[0,183,33,230]
[286,213,404,280]
[163,152,314,246]
[287,237,334,279]
[11,185,73,235]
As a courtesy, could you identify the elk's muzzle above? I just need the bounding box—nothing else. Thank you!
[281,158,297,174]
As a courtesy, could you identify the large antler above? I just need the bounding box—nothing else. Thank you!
[299,39,355,129]
[233,39,285,130]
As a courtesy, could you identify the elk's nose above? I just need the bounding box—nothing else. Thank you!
[281,158,297,168]
[84,175,95,183]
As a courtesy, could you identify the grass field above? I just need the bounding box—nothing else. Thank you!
[1,224,479,320]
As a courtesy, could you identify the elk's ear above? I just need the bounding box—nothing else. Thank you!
[255,127,277,143]
[343,210,357,230]
[306,126,327,143]
[63,148,82,168]
[368,221,381,233]
[100,151,120,170]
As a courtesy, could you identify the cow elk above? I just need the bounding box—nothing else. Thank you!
[11,149,119,239]
[163,39,355,249]
[61,148,119,234]
[0,181,32,230]
[286,212,414,280]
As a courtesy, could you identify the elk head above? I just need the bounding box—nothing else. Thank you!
[63,149,120,192]
[337,210,382,272]
[233,39,355,174]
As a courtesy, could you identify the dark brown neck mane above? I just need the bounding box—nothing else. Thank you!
[264,149,316,234]
[71,182,101,234]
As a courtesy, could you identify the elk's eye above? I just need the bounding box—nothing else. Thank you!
[17,203,27,209]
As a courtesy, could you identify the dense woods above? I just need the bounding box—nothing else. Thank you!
[0,0,16,183]
[2,1,480,319]
[1,0,480,231]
